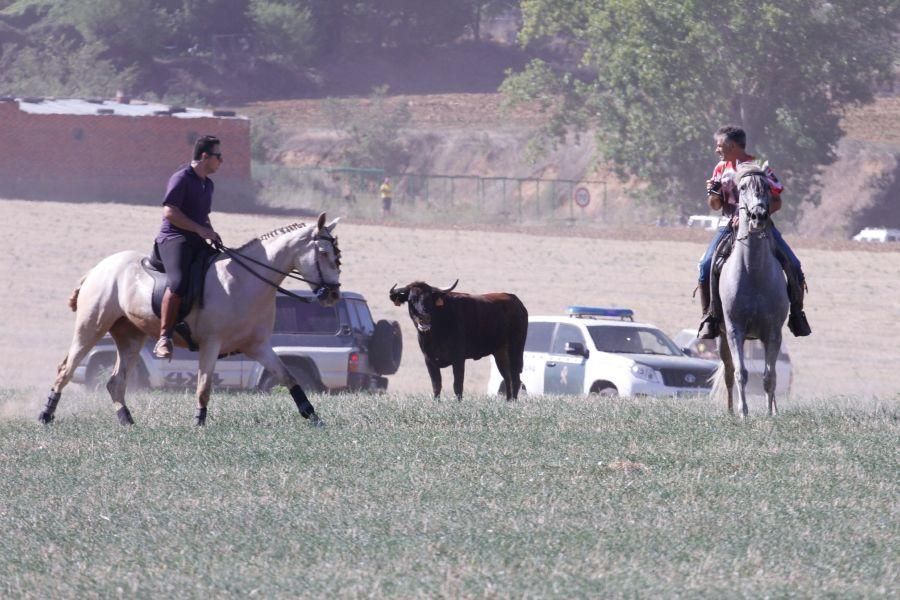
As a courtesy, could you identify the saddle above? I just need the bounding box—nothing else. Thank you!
[142,246,219,351]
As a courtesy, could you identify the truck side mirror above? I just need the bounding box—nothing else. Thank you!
[565,342,589,358]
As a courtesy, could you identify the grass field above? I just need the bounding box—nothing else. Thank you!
[1,388,896,597]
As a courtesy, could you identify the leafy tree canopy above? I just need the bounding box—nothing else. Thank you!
[503,0,899,220]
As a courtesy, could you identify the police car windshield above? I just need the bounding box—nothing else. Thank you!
[587,325,682,356]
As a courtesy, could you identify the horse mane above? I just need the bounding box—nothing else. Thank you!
[736,162,766,178]
[235,222,308,251]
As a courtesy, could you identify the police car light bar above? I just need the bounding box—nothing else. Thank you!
[566,306,634,321]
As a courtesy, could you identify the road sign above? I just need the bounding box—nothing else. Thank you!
[574,186,591,208]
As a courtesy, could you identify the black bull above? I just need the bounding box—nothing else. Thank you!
[389,280,528,400]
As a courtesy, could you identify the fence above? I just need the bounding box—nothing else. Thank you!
[253,164,614,226]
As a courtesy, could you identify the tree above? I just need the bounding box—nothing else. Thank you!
[248,0,316,65]
[503,0,899,221]
[323,85,412,171]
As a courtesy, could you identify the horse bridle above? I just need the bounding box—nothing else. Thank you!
[215,233,341,303]
[736,170,771,242]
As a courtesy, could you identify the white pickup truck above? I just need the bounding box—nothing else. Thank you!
[72,290,403,393]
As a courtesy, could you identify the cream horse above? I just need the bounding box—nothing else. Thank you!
[39,213,341,427]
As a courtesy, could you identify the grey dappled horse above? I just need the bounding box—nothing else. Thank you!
[39,213,341,427]
[710,164,789,416]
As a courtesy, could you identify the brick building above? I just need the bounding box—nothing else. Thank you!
[0,97,251,208]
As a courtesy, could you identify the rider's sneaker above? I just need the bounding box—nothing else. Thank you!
[697,316,719,339]
[788,311,812,337]
[153,335,173,360]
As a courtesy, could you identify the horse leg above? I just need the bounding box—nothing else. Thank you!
[718,334,735,414]
[762,335,782,416]
[726,331,750,417]
[451,361,465,400]
[493,349,513,400]
[193,340,223,426]
[106,318,146,426]
[39,323,109,424]
[244,344,324,427]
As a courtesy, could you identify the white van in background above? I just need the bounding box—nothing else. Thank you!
[687,215,728,231]
[851,227,900,243]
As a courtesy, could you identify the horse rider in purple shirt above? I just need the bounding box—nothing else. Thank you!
[151,135,224,359]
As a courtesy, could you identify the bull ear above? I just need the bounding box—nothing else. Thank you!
[316,212,326,231]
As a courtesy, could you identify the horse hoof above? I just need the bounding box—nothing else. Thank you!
[116,406,135,426]
[38,411,55,425]
[308,413,326,428]
[195,407,207,427]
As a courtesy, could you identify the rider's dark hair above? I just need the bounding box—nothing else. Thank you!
[715,126,746,149]
[193,135,221,160]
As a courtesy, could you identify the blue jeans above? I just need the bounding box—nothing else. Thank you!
[698,225,802,283]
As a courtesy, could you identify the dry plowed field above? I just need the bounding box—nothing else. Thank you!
[2,198,899,403]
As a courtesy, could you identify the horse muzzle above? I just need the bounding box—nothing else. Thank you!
[748,208,769,232]
[315,285,341,307]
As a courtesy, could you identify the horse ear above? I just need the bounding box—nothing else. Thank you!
[316,212,326,231]
[326,217,341,233]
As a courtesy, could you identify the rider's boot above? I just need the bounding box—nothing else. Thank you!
[787,274,812,337]
[153,289,182,360]
[697,283,719,339]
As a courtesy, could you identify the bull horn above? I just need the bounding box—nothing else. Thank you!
[436,279,459,293]
[389,283,408,306]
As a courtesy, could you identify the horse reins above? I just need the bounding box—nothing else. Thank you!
[213,234,341,304]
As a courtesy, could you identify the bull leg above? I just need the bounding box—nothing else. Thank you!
[426,360,442,398]
[451,361,465,400]
[244,344,324,427]
[493,350,513,400]
[106,318,146,426]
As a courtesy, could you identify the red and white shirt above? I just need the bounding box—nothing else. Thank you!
[711,156,783,218]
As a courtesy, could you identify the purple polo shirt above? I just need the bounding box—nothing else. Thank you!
[155,165,214,244]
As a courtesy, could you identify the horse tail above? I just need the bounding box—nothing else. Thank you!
[67,274,88,312]
[709,361,727,404]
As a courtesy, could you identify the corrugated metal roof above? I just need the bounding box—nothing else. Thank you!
[10,97,246,119]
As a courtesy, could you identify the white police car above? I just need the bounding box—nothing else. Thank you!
[487,306,718,397]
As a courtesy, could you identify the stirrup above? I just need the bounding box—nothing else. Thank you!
[697,315,719,339]
[153,335,173,360]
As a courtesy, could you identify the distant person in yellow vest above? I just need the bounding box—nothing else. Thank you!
[379,177,393,216]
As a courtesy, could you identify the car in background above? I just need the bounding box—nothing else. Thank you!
[851,227,900,243]
[672,329,792,397]
[687,215,728,231]
[487,306,718,398]
[72,290,403,393]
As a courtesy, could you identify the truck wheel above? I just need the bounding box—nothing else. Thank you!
[590,383,618,398]
[370,319,402,375]
[260,362,323,394]
[86,356,115,390]
[287,361,324,393]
